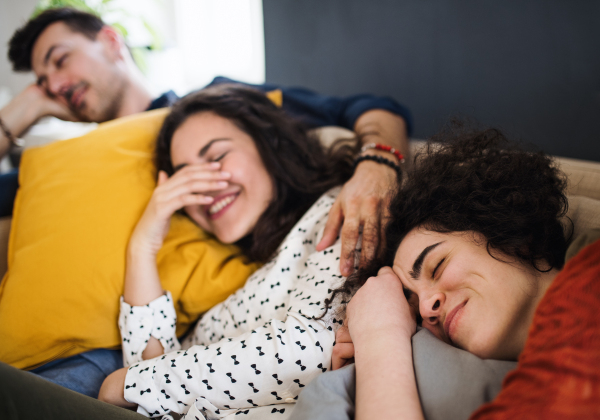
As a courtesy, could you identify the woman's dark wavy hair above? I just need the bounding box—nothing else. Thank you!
[155,84,358,263]
[325,120,571,314]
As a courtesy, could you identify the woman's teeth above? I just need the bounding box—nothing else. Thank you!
[209,195,235,215]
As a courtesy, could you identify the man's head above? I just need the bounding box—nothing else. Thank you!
[8,8,133,122]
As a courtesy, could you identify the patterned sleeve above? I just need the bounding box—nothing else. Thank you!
[119,291,181,367]
[123,194,347,418]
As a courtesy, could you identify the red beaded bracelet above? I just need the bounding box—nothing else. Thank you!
[360,142,405,163]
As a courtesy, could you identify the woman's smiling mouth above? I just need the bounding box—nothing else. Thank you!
[207,192,239,219]
[443,300,467,345]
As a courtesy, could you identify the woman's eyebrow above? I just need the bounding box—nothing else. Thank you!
[198,138,231,157]
[409,241,443,279]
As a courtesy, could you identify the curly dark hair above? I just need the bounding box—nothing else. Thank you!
[155,83,358,263]
[9,7,104,72]
[325,121,571,314]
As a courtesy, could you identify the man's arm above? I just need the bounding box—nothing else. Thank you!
[207,77,411,275]
[317,109,409,276]
[0,84,75,159]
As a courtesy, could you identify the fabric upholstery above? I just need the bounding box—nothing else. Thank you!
[0,109,258,370]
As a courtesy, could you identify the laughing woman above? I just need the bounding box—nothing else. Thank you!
[320,126,600,420]
[97,84,377,419]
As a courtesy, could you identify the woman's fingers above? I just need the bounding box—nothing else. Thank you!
[332,342,355,370]
[336,324,352,343]
[157,170,169,186]
[162,162,229,188]
[156,179,228,206]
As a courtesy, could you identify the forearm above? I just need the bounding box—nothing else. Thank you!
[123,243,168,360]
[353,109,410,163]
[0,96,43,158]
[123,243,164,306]
[354,332,424,420]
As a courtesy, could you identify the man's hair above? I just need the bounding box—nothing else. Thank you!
[8,7,104,72]
[155,83,359,263]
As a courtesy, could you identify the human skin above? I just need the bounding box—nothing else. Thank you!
[30,22,152,123]
[339,267,424,420]
[99,111,274,407]
[393,229,556,360]
[332,228,558,419]
[1,20,408,272]
[0,21,151,158]
[317,109,409,276]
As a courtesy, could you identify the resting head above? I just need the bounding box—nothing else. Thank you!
[390,125,571,360]
[9,7,139,122]
[331,123,570,360]
[155,84,356,263]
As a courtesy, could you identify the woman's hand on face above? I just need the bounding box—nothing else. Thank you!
[129,163,230,256]
[346,267,417,345]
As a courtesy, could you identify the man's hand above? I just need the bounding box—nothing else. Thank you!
[316,159,397,276]
[316,109,408,276]
[98,366,137,408]
[12,83,77,123]
[0,84,78,158]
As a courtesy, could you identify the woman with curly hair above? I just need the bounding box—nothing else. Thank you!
[294,124,600,420]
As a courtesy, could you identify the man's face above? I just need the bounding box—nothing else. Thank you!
[31,21,128,122]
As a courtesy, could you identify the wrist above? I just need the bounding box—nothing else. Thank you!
[353,154,402,178]
[127,236,160,260]
[351,322,413,346]
[360,143,404,163]
[353,329,411,361]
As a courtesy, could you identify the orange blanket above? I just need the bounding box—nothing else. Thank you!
[471,239,600,419]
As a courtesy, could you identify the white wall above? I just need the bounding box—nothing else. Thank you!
[0,0,266,102]
[0,0,39,101]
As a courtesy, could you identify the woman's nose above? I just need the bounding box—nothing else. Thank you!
[419,292,445,325]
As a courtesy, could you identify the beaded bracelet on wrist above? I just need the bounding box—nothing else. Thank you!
[353,155,402,177]
[361,142,405,163]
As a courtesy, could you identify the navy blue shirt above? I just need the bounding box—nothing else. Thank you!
[206,77,413,135]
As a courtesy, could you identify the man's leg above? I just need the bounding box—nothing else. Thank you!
[31,348,123,398]
[0,361,144,420]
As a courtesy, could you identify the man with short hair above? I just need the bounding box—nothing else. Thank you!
[0,7,412,397]
[0,8,177,217]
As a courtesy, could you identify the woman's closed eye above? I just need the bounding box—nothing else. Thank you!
[211,152,228,162]
[432,257,445,279]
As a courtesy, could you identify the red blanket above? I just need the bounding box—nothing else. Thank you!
[471,239,600,419]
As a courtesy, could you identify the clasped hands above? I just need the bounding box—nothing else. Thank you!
[332,267,418,370]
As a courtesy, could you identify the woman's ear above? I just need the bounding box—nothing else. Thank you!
[96,26,125,62]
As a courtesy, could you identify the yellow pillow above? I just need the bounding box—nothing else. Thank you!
[0,109,258,370]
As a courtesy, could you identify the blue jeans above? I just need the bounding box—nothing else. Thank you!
[0,169,18,217]
[30,348,123,398]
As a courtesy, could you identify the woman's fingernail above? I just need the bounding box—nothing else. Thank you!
[217,181,228,187]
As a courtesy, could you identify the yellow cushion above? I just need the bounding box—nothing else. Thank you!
[0,109,258,369]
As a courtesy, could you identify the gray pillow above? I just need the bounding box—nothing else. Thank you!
[290,329,516,420]
[414,329,516,420]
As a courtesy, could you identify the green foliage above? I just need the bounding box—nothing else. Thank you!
[32,0,163,72]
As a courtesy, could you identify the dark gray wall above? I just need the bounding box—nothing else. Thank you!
[263,0,600,161]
